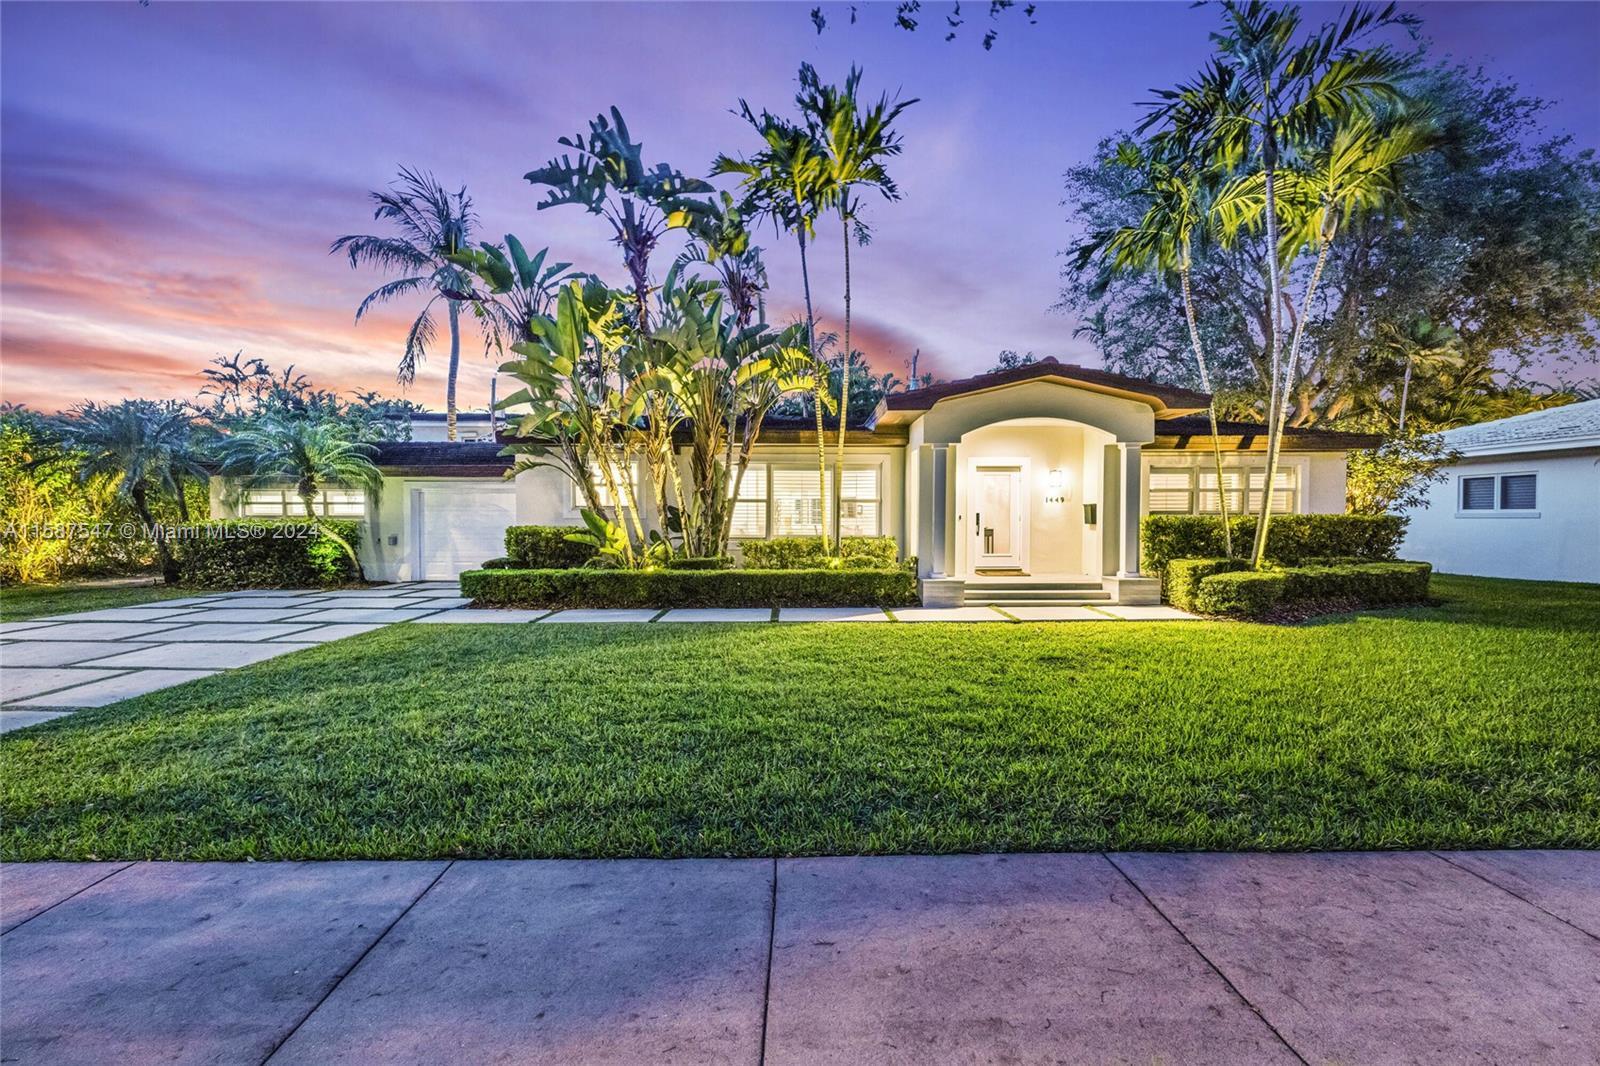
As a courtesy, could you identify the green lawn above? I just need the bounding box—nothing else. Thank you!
[2,574,1596,860]
[0,581,190,621]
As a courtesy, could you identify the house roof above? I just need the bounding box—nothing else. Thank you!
[371,440,513,477]
[1151,417,1383,452]
[1437,399,1600,456]
[878,357,1211,420]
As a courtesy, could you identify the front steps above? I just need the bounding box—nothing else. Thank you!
[962,579,1112,608]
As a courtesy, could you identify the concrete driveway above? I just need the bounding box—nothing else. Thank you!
[1,850,1594,1065]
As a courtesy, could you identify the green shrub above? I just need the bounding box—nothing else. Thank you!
[665,556,733,571]
[504,525,597,569]
[481,556,517,570]
[740,535,899,570]
[1193,570,1286,617]
[170,520,362,589]
[1167,558,1248,613]
[1142,514,1408,596]
[1280,561,1432,606]
[460,566,919,609]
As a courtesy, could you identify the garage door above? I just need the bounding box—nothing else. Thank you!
[413,484,518,580]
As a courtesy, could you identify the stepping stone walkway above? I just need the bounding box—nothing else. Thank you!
[0,583,461,733]
[2,589,1198,733]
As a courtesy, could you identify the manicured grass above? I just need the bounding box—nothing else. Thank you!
[2,575,1596,860]
[0,582,192,621]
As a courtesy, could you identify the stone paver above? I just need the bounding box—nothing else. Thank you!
[269,859,771,1065]
[403,595,474,609]
[413,609,550,624]
[891,606,1014,623]
[3,621,193,641]
[210,589,322,598]
[0,619,63,635]
[0,861,447,1066]
[1437,849,1600,938]
[148,607,316,624]
[293,596,420,609]
[143,621,322,642]
[776,607,891,622]
[1094,604,1200,620]
[269,623,389,641]
[199,596,331,609]
[44,606,204,622]
[1,861,131,933]
[998,605,1108,621]
[0,640,156,666]
[297,607,445,624]
[657,608,773,623]
[766,854,1296,1065]
[85,641,319,670]
[0,710,73,732]
[539,609,660,624]
[13,668,219,708]
[1113,851,1600,1064]
[2,666,128,702]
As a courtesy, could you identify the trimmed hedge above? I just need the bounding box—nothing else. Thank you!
[1193,571,1287,617]
[460,566,919,609]
[664,556,733,571]
[1141,514,1406,578]
[1180,558,1433,618]
[171,519,362,589]
[504,525,597,569]
[1167,557,1248,613]
[740,535,900,570]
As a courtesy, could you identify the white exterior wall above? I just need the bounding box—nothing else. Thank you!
[1400,450,1600,583]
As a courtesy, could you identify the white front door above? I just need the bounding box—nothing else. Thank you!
[971,464,1025,570]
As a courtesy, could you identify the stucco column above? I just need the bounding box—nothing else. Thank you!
[928,443,950,578]
[1116,442,1142,577]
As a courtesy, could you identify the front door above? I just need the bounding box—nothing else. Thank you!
[971,465,1025,571]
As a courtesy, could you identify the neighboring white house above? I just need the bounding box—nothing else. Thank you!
[1400,399,1600,584]
[211,358,1380,602]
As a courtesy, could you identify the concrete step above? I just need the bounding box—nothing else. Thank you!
[965,582,1103,593]
[965,593,1114,606]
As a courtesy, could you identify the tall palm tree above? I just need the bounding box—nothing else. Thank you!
[797,63,915,548]
[1141,0,1417,566]
[57,400,208,584]
[332,167,476,440]
[215,414,384,581]
[715,107,835,550]
[1079,140,1237,557]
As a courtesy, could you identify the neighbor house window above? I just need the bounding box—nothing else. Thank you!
[1459,472,1537,513]
[1145,465,1296,515]
[242,488,366,518]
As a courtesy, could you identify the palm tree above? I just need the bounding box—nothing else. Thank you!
[1141,0,1417,566]
[215,414,383,580]
[797,63,915,548]
[715,106,835,550]
[332,167,477,440]
[1079,140,1237,557]
[1380,317,1462,435]
[668,191,769,330]
[56,400,208,584]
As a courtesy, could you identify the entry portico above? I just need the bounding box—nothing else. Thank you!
[877,358,1210,606]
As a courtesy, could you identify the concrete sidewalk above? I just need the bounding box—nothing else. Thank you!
[1,852,1595,1065]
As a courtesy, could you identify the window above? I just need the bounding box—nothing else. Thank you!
[1145,465,1296,515]
[1500,473,1537,510]
[241,488,366,518]
[839,466,881,536]
[772,467,830,536]
[1460,476,1495,511]
[572,464,640,509]
[1459,472,1537,514]
[729,463,768,539]
[1147,469,1195,514]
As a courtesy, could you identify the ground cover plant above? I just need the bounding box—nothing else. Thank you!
[0,583,196,622]
[2,575,1595,860]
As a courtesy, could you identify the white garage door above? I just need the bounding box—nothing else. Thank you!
[413,483,518,580]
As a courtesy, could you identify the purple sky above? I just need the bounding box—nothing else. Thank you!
[3,1,1597,412]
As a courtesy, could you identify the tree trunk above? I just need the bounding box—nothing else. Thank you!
[1251,132,1286,569]
[1181,265,1232,559]
[797,227,829,554]
[833,214,852,553]
[132,481,178,585]
[1397,356,1414,435]
[446,299,462,442]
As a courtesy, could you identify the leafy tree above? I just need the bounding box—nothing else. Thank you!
[797,62,916,548]
[215,413,383,579]
[331,168,479,440]
[987,350,1038,373]
[54,400,209,584]
[669,191,769,329]
[198,353,421,441]
[1346,434,1459,514]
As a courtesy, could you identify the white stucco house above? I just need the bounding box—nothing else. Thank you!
[1399,399,1600,584]
[211,358,1379,603]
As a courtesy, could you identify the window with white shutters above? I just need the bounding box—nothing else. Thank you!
[839,466,882,536]
[729,463,769,539]
[239,488,367,518]
[1147,469,1194,514]
[771,468,830,536]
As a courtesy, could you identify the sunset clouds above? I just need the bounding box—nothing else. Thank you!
[3,2,1595,411]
